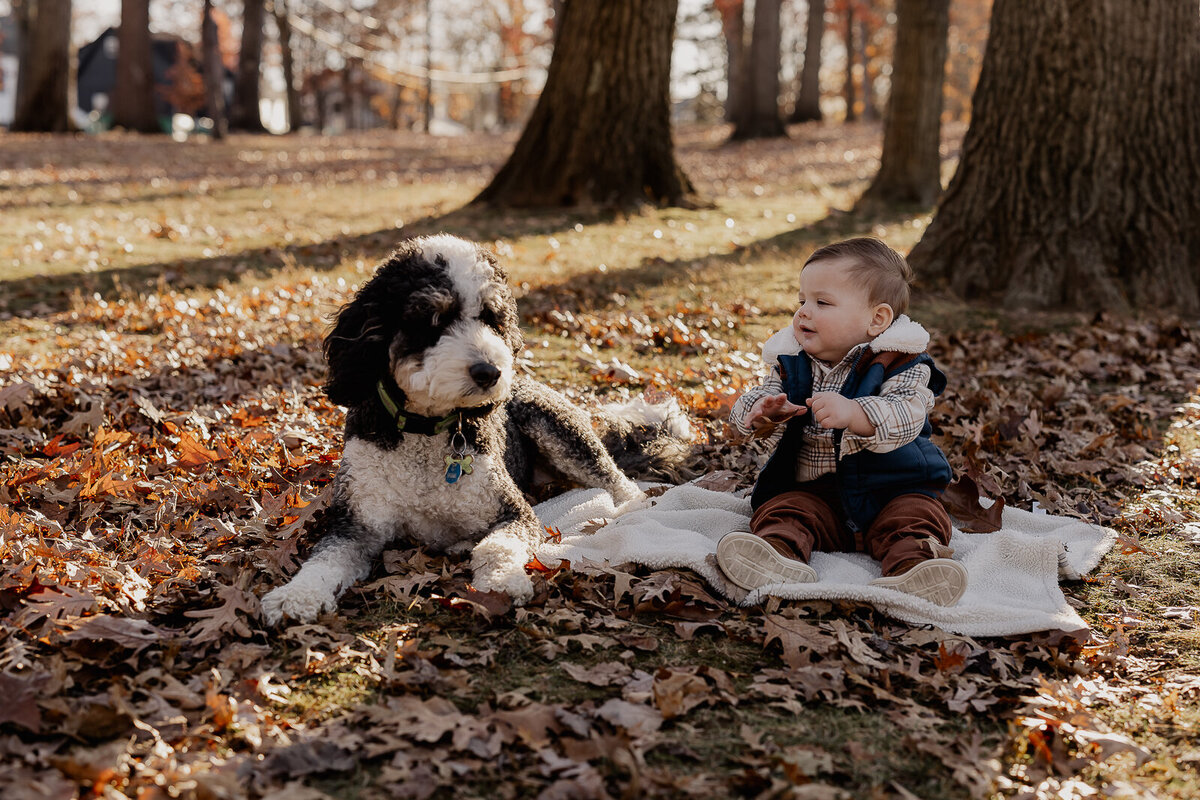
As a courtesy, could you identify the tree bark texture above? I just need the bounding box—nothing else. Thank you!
[230,0,266,131]
[474,0,699,210]
[715,0,746,123]
[859,0,948,206]
[111,0,159,132]
[730,0,786,139]
[908,0,1200,312]
[11,0,72,132]
[790,0,824,123]
[273,0,302,132]
[202,0,227,140]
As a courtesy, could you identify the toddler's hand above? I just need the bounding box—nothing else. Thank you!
[807,392,872,433]
[748,393,806,431]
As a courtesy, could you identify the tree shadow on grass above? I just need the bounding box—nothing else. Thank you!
[0,203,627,319]
[516,203,934,316]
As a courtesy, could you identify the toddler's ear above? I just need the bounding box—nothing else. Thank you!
[869,303,894,335]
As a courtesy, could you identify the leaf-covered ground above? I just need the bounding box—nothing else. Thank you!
[1,125,1198,799]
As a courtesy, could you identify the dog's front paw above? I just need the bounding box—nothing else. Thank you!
[261,580,337,625]
[609,478,645,506]
[612,489,652,517]
[471,566,534,606]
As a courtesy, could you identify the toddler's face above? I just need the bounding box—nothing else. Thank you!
[791,257,887,363]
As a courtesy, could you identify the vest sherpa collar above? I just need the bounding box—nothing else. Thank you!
[760,314,929,364]
[868,315,929,354]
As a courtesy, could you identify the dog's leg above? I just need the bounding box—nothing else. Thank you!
[261,502,391,624]
[468,493,541,604]
[510,384,647,507]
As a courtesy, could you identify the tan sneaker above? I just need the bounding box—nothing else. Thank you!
[715,531,818,591]
[870,558,967,606]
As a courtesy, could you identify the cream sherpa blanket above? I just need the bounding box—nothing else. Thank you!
[533,482,1117,637]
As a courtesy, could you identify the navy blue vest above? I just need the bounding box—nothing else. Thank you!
[749,348,953,532]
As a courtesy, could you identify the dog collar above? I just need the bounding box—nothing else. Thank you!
[376,381,460,435]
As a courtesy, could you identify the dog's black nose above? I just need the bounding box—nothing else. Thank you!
[469,362,501,389]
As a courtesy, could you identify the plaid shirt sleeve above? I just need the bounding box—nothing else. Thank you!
[840,363,935,456]
[729,364,786,435]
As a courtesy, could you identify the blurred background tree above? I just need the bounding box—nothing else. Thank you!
[110,0,159,132]
[9,0,72,131]
[857,0,949,207]
[728,0,786,140]
[473,0,698,209]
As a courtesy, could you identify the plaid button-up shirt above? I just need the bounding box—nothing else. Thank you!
[731,342,935,483]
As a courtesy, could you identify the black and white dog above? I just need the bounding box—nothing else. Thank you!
[261,234,691,623]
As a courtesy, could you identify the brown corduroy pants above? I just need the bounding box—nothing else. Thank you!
[750,480,953,577]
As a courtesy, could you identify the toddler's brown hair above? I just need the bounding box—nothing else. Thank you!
[804,237,913,314]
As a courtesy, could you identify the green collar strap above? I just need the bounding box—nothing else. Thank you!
[376,381,460,435]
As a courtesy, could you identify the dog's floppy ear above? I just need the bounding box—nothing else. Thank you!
[323,294,388,407]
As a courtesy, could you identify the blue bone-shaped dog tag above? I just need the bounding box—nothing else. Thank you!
[444,454,474,484]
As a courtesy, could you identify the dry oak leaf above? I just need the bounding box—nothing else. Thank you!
[652,669,716,719]
[65,614,163,652]
[184,582,260,643]
[763,615,836,668]
[561,661,633,687]
[593,698,663,739]
[175,429,221,469]
[17,586,98,631]
[0,671,47,732]
[940,473,1005,533]
[492,701,564,749]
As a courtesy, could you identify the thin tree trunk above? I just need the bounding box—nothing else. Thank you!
[908,0,1200,312]
[843,3,856,121]
[273,0,302,132]
[474,0,700,210]
[716,0,746,123]
[11,0,72,132]
[202,0,227,139]
[859,18,877,120]
[790,0,824,123]
[730,0,786,140]
[858,0,949,206]
[230,0,266,131]
[389,83,403,130]
[12,0,32,120]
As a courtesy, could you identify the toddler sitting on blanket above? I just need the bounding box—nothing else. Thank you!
[716,237,967,606]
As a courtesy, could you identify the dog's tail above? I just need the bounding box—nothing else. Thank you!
[594,397,699,483]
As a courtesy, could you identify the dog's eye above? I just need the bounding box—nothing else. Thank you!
[479,306,501,330]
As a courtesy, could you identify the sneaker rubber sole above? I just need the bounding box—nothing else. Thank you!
[869,558,968,606]
[716,531,818,591]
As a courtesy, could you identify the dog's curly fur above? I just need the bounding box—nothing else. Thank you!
[261,234,692,623]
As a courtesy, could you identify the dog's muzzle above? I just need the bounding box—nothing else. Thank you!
[469,362,502,389]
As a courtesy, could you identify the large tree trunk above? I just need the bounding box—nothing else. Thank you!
[273,0,302,132]
[858,0,949,207]
[730,0,786,140]
[202,0,227,140]
[474,0,699,210]
[908,0,1200,313]
[229,0,266,132]
[789,0,824,123]
[715,0,746,123]
[10,0,72,132]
